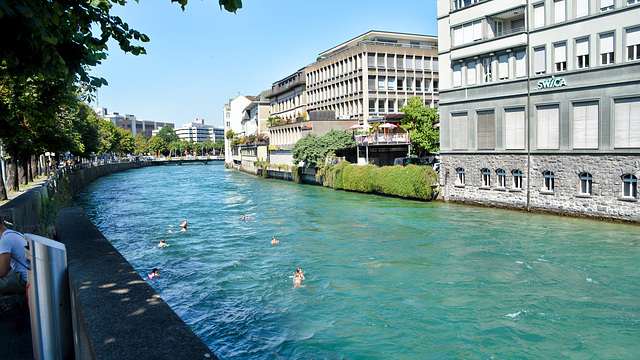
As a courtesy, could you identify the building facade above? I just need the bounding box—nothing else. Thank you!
[437,0,640,221]
[267,68,307,122]
[175,119,224,143]
[242,90,271,136]
[96,108,174,139]
[224,94,253,163]
[305,30,439,125]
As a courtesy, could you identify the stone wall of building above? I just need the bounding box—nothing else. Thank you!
[440,153,640,222]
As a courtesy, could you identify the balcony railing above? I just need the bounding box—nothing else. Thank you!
[356,132,410,146]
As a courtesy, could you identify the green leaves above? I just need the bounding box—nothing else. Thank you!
[219,0,242,13]
[292,130,356,167]
[400,96,440,155]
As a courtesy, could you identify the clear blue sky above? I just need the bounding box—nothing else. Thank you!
[91,0,438,128]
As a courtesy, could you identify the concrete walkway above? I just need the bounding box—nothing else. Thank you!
[0,176,49,360]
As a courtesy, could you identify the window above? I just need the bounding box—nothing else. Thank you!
[600,33,615,65]
[456,168,466,186]
[579,172,593,195]
[554,0,566,22]
[477,110,495,150]
[481,168,491,187]
[415,57,423,70]
[576,38,590,69]
[534,3,545,28]
[388,100,395,113]
[627,27,640,61]
[397,77,404,90]
[397,55,404,69]
[622,174,638,198]
[614,97,640,148]
[577,0,589,17]
[467,62,477,85]
[573,101,599,149]
[424,57,431,70]
[406,56,414,69]
[555,43,567,72]
[453,21,483,46]
[515,51,526,78]
[434,79,439,90]
[497,169,506,188]
[483,57,492,82]
[537,105,560,149]
[543,171,555,192]
[368,54,376,67]
[377,54,385,67]
[498,55,509,80]
[601,0,614,11]
[512,170,523,189]
[433,58,439,71]
[368,76,376,90]
[407,78,413,91]
[453,64,462,87]
[505,108,526,150]
[387,55,395,69]
[378,99,386,113]
[388,77,395,90]
[378,76,386,90]
[494,20,504,37]
[369,99,376,113]
[534,47,546,75]
[416,78,422,91]
[451,113,469,150]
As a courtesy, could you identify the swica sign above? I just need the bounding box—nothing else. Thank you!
[537,76,567,89]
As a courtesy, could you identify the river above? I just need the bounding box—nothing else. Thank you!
[74,164,640,359]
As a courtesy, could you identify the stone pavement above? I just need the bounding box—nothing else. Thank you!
[1,176,49,360]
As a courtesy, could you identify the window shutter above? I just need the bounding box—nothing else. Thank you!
[505,108,525,150]
[576,38,589,56]
[573,101,598,149]
[451,113,469,150]
[463,23,473,44]
[627,27,640,46]
[534,47,546,73]
[600,34,614,54]
[515,51,526,78]
[453,64,462,87]
[615,98,640,148]
[555,43,566,62]
[601,0,613,7]
[554,0,565,22]
[477,111,495,150]
[534,4,545,28]
[577,0,589,17]
[537,105,559,149]
[467,62,476,85]
[473,21,483,41]
[499,55,508,78]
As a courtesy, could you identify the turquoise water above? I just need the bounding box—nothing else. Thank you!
[75,164,640,359]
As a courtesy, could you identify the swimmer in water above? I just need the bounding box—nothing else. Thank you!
[148,268,159,279]
[293,268,305,287]
[271,236,279,244]
[241,215,250,220]
[168,221,187,233]
[157,239,169,247]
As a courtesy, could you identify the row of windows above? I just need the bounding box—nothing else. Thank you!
[307,54,363,85]
[270,93,304,114]
[367,53,439,71]
[368,98,435,114]
[450,97,640,151]
[368,76,438,92]
[456,168,638,198]
[308,78,362,104]
[309,98,440,118]
[452,26,639,87]
[533,0,639,30]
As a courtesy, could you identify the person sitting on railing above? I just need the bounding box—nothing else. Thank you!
[0,219,28,295]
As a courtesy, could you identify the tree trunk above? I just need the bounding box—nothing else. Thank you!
[0,163,7,200]
[6,157,19,192]
[28,156,34,183]
[18,157,28,185]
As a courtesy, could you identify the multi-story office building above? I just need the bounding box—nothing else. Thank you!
[175,119,224,143]
[306,30,439,124]
[96,108,174,139]
[437,0,640,221]
[305,30,439,165]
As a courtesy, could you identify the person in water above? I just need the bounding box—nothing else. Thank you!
[157,239,169,247]
[148,268,159,279]
[168,221,187,233]
[241,215,250,220]
[271,236,279,244]
[293,268,305,287]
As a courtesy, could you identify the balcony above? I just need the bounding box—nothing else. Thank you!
[356,132,410,146]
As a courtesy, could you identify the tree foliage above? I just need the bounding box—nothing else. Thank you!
[157,125,179,144]
[133,132,148,155]
[148,136,167,155]
[292,130,356,167]
[400,96,440,156]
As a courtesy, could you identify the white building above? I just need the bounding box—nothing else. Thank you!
[241,91,270,137]
[224,94,253,163]
[175,119,224,143]
[437,0,640,221]
[95,107,174,138]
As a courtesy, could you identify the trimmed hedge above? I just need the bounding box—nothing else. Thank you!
[331,163,437,201]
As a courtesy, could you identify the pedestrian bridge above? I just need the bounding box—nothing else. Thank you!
[154,156,224,165]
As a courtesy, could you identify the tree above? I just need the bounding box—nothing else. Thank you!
[214,139,224,154]
[133,132,149,155]
[157,126,179,144]
[148,136,167,156]
[292,130,356,167]
[400,96,440,156]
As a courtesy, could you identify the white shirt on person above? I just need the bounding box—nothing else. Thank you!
[0,230,28,282]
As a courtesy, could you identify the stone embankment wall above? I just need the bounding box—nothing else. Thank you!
[0,161,219,360]
[441,154,640,223]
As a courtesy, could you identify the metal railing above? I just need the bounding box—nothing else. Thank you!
[356,132,411,145]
